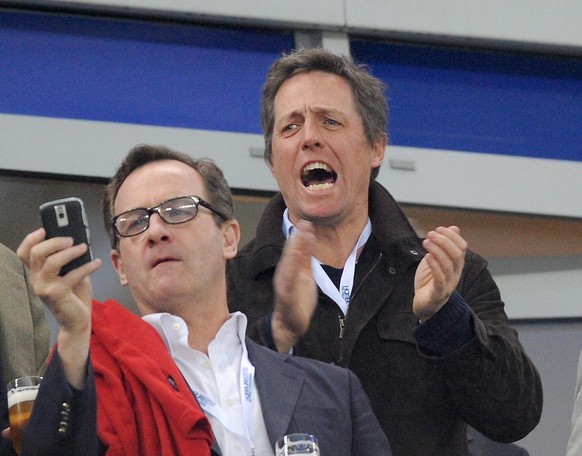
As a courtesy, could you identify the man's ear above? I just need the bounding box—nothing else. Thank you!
[268,160,276,178]
[222,219,240,260]
[110,248,128,286]
[371,137,387,168]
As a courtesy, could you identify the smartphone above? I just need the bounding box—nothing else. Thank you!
[39,197,93,276]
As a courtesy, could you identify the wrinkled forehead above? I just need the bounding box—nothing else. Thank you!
[274,72,357,116]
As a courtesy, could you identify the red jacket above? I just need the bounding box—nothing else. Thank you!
[91,299,213,456]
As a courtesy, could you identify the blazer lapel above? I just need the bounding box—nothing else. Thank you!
[246,339,305,444]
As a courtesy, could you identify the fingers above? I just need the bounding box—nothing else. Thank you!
[422,226,466,266]
[275,219,316,297]
[421,226,467,290]
[16,227,46,266]
[272,220,318,351]
[17,228,101,301]
[18,227,81,275]
[286,219,316,268]
[31,238,76,276]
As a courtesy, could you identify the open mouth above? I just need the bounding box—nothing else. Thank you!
[301,161,337,191]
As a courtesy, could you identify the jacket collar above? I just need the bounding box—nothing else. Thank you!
[245,181,426,278]
[246,339,305,443]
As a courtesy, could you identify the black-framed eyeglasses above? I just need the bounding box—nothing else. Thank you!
[111,195,228,238]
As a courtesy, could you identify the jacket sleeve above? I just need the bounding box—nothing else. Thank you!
[430,250,543,442]
[348,370,393,455]
[22,351,103,456]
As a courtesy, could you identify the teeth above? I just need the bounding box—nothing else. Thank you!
[307,183,333,191]
[302,161,332,175]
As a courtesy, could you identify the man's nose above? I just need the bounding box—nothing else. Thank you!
[301,119,323,150]
[146,212,171,243]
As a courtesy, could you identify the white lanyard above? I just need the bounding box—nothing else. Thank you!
[311,221,371,316]
[143,312,262,455]
[191,334,256,452]
[283,211,371,316]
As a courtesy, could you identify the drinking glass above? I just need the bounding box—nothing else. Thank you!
[275,433,319,455]
[6,376,42,455]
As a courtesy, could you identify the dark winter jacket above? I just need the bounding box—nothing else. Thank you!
[227,182,542,456]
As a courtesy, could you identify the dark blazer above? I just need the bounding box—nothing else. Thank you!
[248,339,391,455]
[22,338,391,455]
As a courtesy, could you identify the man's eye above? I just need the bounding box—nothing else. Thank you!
[166,206,190,217]
[283,123,298,132]
[136,220,148,230]
[124,216,147,230]
[166,204,196,219]
[325,118,338,126]
[168,208,184,217]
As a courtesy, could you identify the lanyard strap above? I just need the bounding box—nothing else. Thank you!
[282,211,371,316]
[311,221,371,316]
[191,341,256,447]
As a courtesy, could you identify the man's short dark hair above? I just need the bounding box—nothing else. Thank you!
[261,47,388,180]
[103,144,234,249]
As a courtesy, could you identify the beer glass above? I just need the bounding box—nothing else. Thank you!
[7,375,42,455]
[275,433,319,455]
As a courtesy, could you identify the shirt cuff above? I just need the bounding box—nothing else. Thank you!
[413,291,474,357]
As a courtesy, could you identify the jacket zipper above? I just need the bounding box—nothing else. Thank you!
[337,252,383,345]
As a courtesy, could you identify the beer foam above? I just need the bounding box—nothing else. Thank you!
[7,387,39,408]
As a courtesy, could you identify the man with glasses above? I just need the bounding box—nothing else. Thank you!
[15,144,391,456]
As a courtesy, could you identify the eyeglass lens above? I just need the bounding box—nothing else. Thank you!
[115,197,199,237]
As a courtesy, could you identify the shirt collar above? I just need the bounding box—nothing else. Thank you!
[282,208,294,239]
[142,311,248,355]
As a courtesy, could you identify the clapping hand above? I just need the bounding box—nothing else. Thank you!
[272,220,317,353]
[413,226,467,322]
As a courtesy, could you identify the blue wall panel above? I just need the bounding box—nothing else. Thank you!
[351,39,582,162]
[0,10,294,133]
[2,10,581,163]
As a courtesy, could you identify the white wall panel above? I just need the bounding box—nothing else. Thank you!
[3,114,582,219]
[9,0,582,51]
[345,0,582,51]
[0,114,276,191]
[379,145,582,218]
[495,269,582,319]
[7,0,346,28]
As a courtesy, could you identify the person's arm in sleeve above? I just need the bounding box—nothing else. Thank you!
[17,228,101,389]
[16,229,104,454]
[418,249,542,441]
[22,351,102,456]
[411,226,542,441]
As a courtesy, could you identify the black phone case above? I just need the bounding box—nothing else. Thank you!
[40,197,93,276]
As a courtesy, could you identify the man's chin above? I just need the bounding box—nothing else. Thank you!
[296,207,343,226]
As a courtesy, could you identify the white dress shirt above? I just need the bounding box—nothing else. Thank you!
[143,311,272,456]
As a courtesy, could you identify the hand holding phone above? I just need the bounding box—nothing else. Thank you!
[40,197,93,276]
